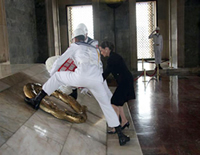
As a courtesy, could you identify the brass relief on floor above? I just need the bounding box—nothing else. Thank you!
[23,83,87,123]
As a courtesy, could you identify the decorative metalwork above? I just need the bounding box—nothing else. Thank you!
[23,83,87,123]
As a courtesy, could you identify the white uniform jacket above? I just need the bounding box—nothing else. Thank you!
[49,42,102,82]
[149,33,163,51]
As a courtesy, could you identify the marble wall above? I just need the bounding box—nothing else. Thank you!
[98,1,133,70]
[5,0,38,64]
[35,0,48,63]
[184,0,200,67]
[157,0,170,61]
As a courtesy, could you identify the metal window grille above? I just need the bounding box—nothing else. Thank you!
[67,5,94,45]
[136,1,156,59]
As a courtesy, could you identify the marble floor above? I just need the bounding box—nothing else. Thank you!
[0,64,142,155]
[0,63,200,155]
[128,74,200,154]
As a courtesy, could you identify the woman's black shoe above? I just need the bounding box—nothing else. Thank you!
[121,122,130,130]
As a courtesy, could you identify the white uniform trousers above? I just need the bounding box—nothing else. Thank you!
[42,71,120,128]
[154,48,162,64]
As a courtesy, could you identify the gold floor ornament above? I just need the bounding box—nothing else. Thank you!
[23,83,87,123]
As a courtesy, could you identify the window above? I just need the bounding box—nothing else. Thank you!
[67,5,93,45]
[136,1,156,59]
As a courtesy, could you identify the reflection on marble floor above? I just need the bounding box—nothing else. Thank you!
[129,74,200,155]
[137,59,170,71]
[0,64,143,155]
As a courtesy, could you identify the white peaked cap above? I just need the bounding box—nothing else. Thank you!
[76,23,88,34]
[72,28,85,39]
[155,27,160,30]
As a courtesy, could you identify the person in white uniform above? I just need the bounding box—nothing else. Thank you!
[76,23,98,47]
[149,26,163,69]
[24,28,130,146]
[45,23,110,100]
[68,23,103,99]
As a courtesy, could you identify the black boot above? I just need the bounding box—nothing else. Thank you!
[159,64,163,69]
[24,90,47,110]
[115,125,130,146]
[69,88,77,100]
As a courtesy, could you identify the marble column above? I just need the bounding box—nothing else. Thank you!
[129,0,137,71]
[169,0,178,68]
[46,0,61,56]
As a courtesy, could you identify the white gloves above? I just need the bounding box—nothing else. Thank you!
[80,88,92,97]
[80,88,89,95]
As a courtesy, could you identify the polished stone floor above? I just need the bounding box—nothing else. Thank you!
[128,75,200,155]
[0,63,200,155]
